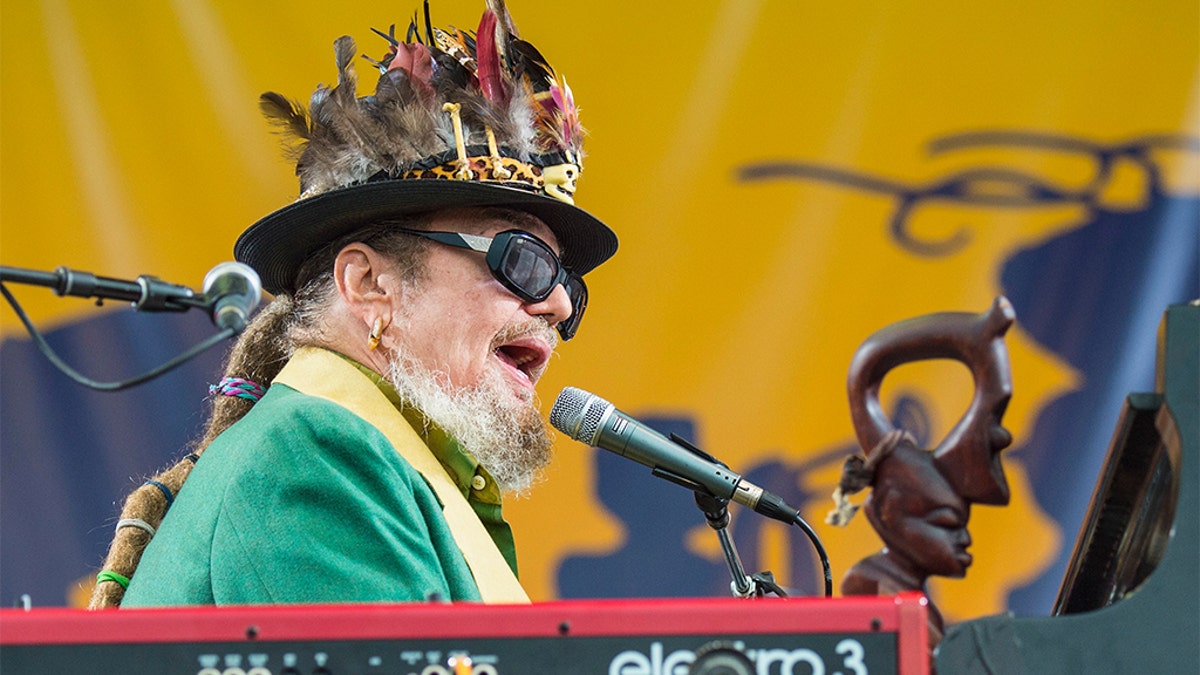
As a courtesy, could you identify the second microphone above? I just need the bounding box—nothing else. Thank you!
[550,386,796,522]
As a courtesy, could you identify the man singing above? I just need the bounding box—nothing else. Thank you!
[91,0,617,607]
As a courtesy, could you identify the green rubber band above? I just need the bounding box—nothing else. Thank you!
[96,570,130,589]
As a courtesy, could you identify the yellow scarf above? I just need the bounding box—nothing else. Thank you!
[274,347,530,604]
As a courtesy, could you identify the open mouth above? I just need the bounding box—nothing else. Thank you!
[493,336,551,386]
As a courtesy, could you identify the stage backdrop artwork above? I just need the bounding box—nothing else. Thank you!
[2,0,1197,626]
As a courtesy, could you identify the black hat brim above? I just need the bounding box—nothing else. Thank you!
[235,180,618,295]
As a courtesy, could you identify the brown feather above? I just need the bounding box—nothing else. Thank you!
[433,27,477,71]
[332,36,359,104]
[259,92,311,141]
[365,81,439,166]
[322,37,393,170]
[487,0,518,39]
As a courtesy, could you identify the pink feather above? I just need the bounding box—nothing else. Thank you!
[386,41,435,101]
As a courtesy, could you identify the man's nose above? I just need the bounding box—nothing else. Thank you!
[526,283,573,327]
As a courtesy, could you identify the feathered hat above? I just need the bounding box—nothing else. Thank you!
[235,0,618,295]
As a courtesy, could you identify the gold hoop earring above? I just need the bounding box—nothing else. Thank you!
[368,317,384,351]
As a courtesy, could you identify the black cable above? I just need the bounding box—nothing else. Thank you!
[792,512,834,598]
[1,281,234,391]
[750,490,834,597]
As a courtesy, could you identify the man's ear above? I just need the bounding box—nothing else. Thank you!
[333,242,399,326]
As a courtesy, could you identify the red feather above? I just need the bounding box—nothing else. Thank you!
[475,10,508,105]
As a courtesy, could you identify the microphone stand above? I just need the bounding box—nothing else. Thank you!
[656,432,796,598]
[694,491,757,598]
[0,264,238,391]
[694,491,789,598]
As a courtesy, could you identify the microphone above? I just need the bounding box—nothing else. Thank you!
[202,262,262,333]
[551,386,835,597]
[549,386,799,524]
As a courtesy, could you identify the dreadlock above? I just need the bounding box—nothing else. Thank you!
[87,297,294,609]
[88,219,428,608]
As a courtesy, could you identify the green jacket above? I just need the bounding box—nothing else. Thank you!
[123,361,516,606]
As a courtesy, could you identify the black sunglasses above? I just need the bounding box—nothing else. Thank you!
[397,228,588,340]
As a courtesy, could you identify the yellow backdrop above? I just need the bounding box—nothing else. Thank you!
[2,0,1197,620]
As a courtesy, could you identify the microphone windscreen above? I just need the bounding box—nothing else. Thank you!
[550,387,611,444]
[202,262,263,331]
[203,262,262,306]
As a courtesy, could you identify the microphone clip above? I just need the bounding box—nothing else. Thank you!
[678,434,789,599]
[690,489,789,598]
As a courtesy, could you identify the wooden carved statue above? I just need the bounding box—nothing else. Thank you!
[827,296,1016,651]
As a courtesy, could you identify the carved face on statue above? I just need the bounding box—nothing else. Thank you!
[868,444,973,578]
[934,331,1016,506]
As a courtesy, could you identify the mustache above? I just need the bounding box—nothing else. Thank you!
[490,316,559,352]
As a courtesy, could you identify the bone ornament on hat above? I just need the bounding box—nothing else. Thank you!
[827,297,1017,658]
[259,0,584,204]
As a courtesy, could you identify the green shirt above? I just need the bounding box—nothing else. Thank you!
[122,365,516,606]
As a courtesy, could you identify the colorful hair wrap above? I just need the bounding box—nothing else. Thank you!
[208,377,266,402]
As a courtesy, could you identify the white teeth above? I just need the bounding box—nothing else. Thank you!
[495,348,535,369]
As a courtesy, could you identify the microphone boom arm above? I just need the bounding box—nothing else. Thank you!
[0,264,206,312]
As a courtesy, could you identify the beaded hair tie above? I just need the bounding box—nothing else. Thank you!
[209,377,266,402]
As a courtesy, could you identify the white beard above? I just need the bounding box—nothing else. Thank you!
[384,327,556,496]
